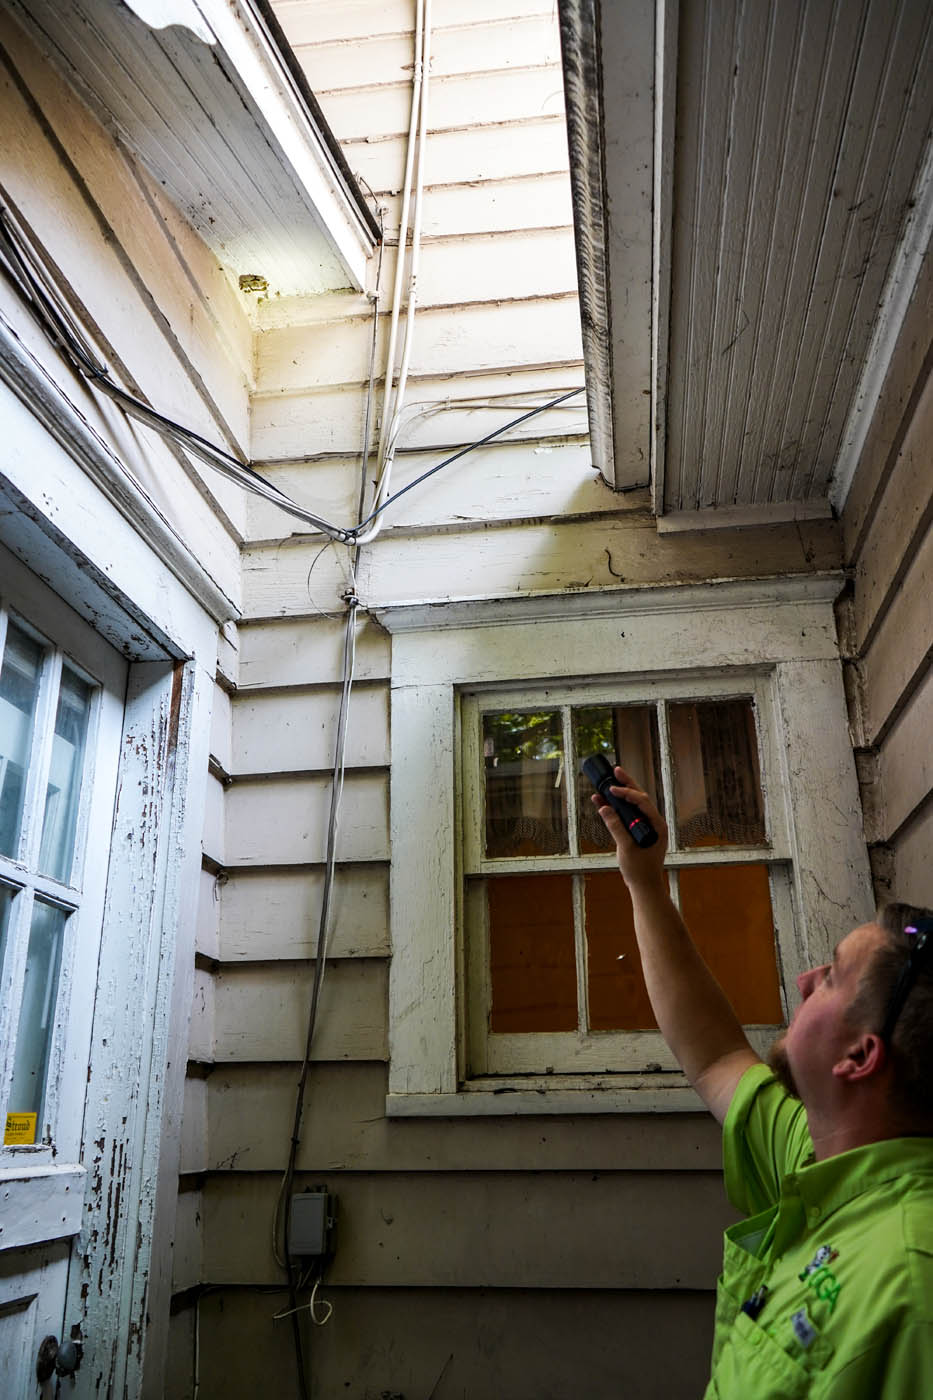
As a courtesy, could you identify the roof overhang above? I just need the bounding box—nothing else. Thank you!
[5,0,379,296]
[559,0,932,521]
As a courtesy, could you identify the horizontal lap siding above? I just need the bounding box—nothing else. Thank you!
[841,249,933,905]
[188,1286,716,1400]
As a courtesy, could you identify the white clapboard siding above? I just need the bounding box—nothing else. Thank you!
[250,364,585,462]
[842,252,932,558]
[342,115,569,195]
[231,684,389,773]
[894,801,933,906]
[204,1062,722,1173]
[179,1077,208,1176]
[245,441,607,543]
[212,960,388,1062]
[219,865,389,961]
[382,226,578,303]
[418,176,574,234]
[187,968,215,1064]
[255,297,584,393]
[291,15,562,91]
[171,1187,203,1293]
[273,0,554,48]
[195,1286,715,1400]
[860,546,933,747]
[225,771,389,865]
[202,772,227,867]
[196,867,220,961]
[316,66,565,145]
[200,1170,730,1287]
[209,683,233,775]
[876,667,933,840]
[237,614,391,688]
[242,515,842,618]
[852,371,933,654]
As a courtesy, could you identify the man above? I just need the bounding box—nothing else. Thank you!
[593,766,933,1398]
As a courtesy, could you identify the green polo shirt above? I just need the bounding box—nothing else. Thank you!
[704,1062,933,1398]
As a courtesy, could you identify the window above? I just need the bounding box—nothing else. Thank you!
[462,679,791,1077]
[379,579,874,1115]
[0,604,118,1149]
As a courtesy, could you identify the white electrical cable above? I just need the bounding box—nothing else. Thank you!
[358,0,432,545]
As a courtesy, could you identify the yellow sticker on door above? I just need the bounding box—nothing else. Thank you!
[4,1112,37,1144]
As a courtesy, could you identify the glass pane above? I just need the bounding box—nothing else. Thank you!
[585,869,658,1030]
[486,873,577,1032]
[0,882,13,972]
[574,705,663,853]
[0,624,43,860]
[669,698,766,848]
[39,665,92,883]
[679,864,783,1024]
[7,899,67,1142]
[483,711,568,858]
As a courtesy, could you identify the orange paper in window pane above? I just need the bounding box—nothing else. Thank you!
[488,874,577,1032]
[679,864,783,1024]
[584,870,658,1030]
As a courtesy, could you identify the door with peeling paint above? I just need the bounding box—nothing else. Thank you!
[0,549,126,1397]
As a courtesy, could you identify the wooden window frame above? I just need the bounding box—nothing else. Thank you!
[461,676,793,1077]
[377,577,874,1117]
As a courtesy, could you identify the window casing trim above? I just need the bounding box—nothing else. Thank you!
[383,578,874,1115]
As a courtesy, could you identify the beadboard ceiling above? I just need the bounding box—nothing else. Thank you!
[3,0,378,298]
[560,0,933,524]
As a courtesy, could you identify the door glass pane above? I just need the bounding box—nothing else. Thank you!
[483,711,568,858]
[679,864,783,1024]
[584,869,658,1029]
[7,899,67,1142]
[669,698,766,847]
[486,873,577,1032]
[39,665,92,883]
[574,704,663,853]
[0,624,43,859]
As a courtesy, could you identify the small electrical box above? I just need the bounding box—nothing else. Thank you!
[289,1189,336,1259]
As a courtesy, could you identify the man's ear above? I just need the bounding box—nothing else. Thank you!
[832,1033,887,1083]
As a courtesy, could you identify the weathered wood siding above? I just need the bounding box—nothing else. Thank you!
[839,248,933,908]
[173,5,844,1398]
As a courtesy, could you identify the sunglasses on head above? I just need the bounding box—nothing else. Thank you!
[879,916,933,1045]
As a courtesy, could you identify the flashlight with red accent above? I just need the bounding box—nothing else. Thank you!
[581,754,659,848]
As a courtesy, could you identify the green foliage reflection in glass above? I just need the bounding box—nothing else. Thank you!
[483,711,567,857]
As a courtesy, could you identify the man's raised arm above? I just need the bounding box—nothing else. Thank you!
[594,767,760,1122]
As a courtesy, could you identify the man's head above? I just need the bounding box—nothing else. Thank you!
[768,901,933,1135]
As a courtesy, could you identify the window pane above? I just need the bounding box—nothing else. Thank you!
[669,698,766,847]
[584,869,658,1030]
[486,873,577,1032]
[0,624,43,860]
[574,705,663,853]
[0,882,13,972]
[39,665,92,883]
[483,711,568,858]
[679,864,783,1024]
[7,899,67,1142]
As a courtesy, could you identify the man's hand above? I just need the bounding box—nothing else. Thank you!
[592,766,668,889]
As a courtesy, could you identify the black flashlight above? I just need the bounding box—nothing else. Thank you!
[581,754,659,848]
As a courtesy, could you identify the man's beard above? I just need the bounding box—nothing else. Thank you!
[767,1033,801,1099]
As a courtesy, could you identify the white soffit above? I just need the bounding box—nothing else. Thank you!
[5,0,378,296]
[662,0,932,516]
[562,0,932,515]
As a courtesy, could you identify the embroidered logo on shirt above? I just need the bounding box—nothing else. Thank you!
[799,1244,841,1312]
[791,1308,817,1349]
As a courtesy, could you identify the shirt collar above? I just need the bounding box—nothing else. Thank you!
[784,1135,933,1219]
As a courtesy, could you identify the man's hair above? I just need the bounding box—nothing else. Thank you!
[849,901,933,1123]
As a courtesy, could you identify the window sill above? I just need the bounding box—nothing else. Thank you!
[387,1075,705,1117]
